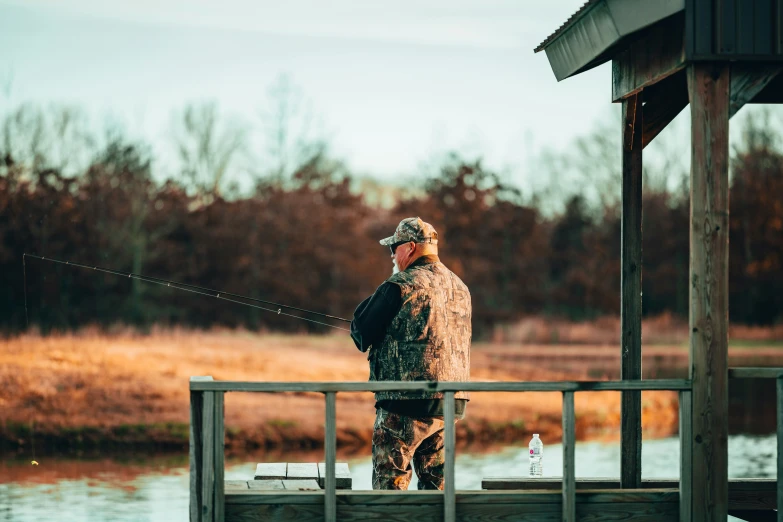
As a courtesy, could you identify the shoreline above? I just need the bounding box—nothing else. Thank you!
[3,330,779,460]
[1,414,675,459]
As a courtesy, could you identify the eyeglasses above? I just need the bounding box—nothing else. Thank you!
[389,241,410,255]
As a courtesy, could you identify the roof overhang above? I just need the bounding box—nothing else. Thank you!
[536,0,685,81]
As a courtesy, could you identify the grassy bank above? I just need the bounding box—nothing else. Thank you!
[2,329,780,456]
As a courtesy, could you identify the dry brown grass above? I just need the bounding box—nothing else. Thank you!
[493,313,783,346]
[2,327,779,455]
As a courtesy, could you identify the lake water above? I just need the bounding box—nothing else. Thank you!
[0,435,777,521]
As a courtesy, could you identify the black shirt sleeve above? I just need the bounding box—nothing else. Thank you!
[350,282,402,352]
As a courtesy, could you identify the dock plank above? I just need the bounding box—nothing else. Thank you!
[248,480,285,491]
[225,490,680,522]
[287,463,319,481]
[254,463,286,480]
[226,489,679,505]
[283,480,321,491]
[481,477,777,510]
[317,462,352,489]
[225,480,249,491]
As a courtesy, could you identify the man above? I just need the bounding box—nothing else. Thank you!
[350,217,471,490]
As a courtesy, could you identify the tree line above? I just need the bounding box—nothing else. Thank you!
[1,102,782,336]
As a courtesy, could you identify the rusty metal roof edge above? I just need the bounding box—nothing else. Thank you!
[534,0,604,53]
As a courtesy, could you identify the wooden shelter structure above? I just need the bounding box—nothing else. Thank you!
[535,0,783,520]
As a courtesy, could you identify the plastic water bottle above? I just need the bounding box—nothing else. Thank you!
[529,434,543,477]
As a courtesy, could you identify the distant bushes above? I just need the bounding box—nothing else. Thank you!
[2,119,782,336]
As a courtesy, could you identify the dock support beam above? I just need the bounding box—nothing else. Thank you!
[679,390,693,522]
[562,391,576,521]
[189,376,224,522]
[688,62,730,522]
[778,377,782,522]
[444,391,456,522]
[621,92,643,489]
[324,391,337,522]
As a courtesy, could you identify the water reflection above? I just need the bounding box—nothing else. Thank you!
[1,435,777,522]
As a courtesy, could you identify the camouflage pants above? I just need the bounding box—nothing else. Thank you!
[372,408,452,490]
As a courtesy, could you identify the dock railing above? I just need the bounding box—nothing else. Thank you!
[189,378,700,522]
[728,368,783,522]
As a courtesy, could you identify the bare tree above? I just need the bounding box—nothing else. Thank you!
[172,101,247,198]
[0,103,93,178]
[256,74,328,185]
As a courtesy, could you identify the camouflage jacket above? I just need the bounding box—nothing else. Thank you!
[369,257,471,401]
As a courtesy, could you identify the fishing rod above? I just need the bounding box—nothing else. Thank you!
[23,253,351,331]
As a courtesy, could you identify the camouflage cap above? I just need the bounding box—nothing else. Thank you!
[379,217,439,247]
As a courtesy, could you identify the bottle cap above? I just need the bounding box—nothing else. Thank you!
[533,434,539,437]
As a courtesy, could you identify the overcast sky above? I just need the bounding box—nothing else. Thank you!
[0,0,778,192]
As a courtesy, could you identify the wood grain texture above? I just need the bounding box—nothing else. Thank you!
[482,478,676,490]
[225,502,680,522]
[214,391,224,522]
[778,377,782,522]
[224,491,681,522]
[729,65,782,118]
[283,480,321,491]
[190,389,204,522]
[254,463,286,480]
[190,379,692,393]
[324,391,337,522]
[201,391,215,522]
[225,489,682,505]
[287,463,318,480]
[680,390,693,522]
[612,13,687,102]
[480,477,775,506]
[248,480,285,491]
[642,70,689,148]
[444,391,456,522]
[318,463,352,489]
[621,92,643,490]
[688,62,730,522]
[225,480,250,491]
[562,391,575,521]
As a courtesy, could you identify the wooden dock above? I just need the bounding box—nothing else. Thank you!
[188,373,782,521]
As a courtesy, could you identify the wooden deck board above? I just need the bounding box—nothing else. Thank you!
[225,480,249,491]
[283,480,321,491]
[225,489,680,522]
[254,463,286,480]
[481,478,777,511]
[248,480,285,490]
[317,462,352,489]
[286,463,319,481]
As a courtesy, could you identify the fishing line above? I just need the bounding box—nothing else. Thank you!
[23,253,351,331]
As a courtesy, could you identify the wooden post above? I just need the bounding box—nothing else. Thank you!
[679,390,692,522]
[688,62,730,522]
[444,391,456,522]
[778,377,782,522]
[621,91,644,490]
[325,392,337,522]
[214,391,224,522]
[562,391,576,521]
[190,389,204,522]
[190,376,213,522]
[201,391,215,521]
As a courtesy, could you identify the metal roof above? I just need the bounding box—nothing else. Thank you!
[534,0,685,81]
[534,0,601,53]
